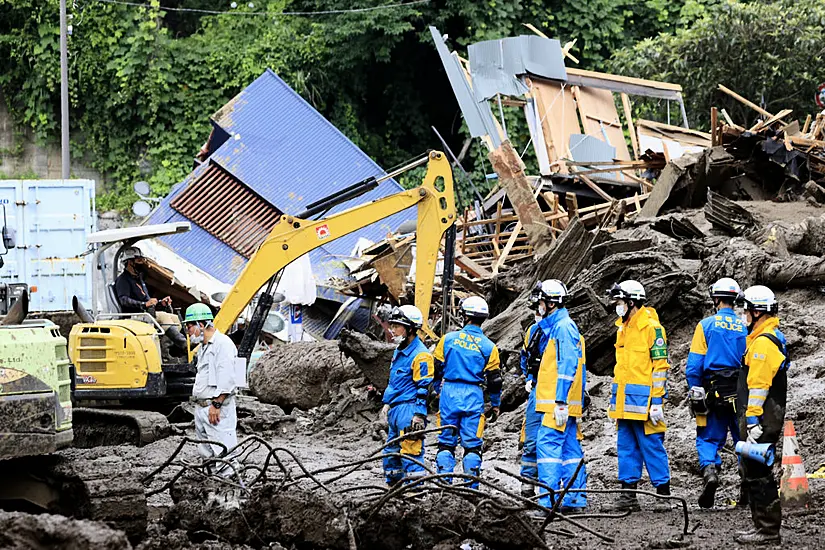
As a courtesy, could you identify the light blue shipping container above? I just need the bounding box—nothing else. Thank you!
[0,180,96,311]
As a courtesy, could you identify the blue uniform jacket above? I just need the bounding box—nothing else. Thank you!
[537,308,586,404]
[434,324,501,406]
[520,323,540,380]
[383,336,433,416]
[686,307,747,389]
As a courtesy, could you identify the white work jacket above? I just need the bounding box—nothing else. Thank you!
[192,329,239,399]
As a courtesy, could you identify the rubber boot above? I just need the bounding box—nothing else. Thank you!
[736,479,750,508]
[164,326,189,355]
[652,482,673,512]
[436,448,456,484]
[736,478,781,544]
[603,482,641,513]
[698,464,719,509]
[462,450,482,489]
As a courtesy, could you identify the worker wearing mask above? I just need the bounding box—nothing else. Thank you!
[433,296,501,489]
[381,305,433,486]
[517,283,544,497]
[186,303,240,474]
[533,279,588,513]
[735,286,788,544]
[115,247,171,314]
[686,278,747,509]
[605,280,672,512]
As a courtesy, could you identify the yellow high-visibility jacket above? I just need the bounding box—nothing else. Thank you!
[742,316,787,420]
[608,306,670,432]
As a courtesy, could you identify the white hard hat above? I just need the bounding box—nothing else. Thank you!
[711,277,741,300]
[741,285,778,314]
[121,246,144,261]
[609,280,646,302]
[460,296,489,319]
[389,304,424,330]
[539,279,568,305]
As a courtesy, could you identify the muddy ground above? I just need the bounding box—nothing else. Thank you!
[9,201,825,549]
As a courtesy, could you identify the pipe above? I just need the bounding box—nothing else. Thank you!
[73,295,94,323]
[1,290,28,325]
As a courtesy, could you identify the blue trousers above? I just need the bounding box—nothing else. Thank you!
[617,419,670,487]
[696,406,740,469]
[383,402,426,485]
[520,388,541,480]
[437,382,485,488]
[537,416,587,508]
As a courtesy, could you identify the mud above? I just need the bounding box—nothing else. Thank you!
[0,511,131,550]
[249,340,360,411]
[339,328,396,391]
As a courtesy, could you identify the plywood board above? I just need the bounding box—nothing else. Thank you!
[575,87,631,161]
[531,80,581,171]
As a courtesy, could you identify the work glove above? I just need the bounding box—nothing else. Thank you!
[379,404,390,424]
[689,386,706,403]
[525,378,534,393]
[649,404,665,426]
[485,406,500,423]
[410,413,427,432]
[554,403,569,427]
[747,422,763,444]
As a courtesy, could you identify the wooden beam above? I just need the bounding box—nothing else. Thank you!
[718,84,773,118]
[710,107,718,146]
[749,109,793,132]
[566,68,682,92]
[492,220,522,275]
[455,254,493,279]
[565,192,579,221]
[802,114,812,134]
[621,93,639,160]
[577,174,614,202]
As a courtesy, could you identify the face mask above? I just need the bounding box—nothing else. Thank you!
[739,314,749,326]
[189,334,203,345]
[392,334,405,345]
[616,304,627,318]
[538,304,547,317]
[534,314,542,323]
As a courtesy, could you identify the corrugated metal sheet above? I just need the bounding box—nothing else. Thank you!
[148,69,418,286]
[170,162,281,258]
[469,35,567,101]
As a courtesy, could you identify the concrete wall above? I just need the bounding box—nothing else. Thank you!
[0,93,103,187]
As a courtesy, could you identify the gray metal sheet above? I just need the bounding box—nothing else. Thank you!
[469,35,566,101]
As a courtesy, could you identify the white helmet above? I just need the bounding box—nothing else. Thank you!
[539,279,568,306]
[741,285,778,315]
[609,280,646,302]
[121,246,144,262]
[710,277,741,301]
[388,305,424,330]
[461,296,489,320]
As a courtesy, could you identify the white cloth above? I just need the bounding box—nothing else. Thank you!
[193,329,238,399]
[194,397,238,463]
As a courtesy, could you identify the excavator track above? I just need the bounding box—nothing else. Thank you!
[0,453,147,542]
[72,408,172,448]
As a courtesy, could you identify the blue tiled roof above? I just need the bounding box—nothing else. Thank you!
[147,69,416,286]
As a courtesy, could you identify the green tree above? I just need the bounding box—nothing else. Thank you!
[609,0,825,130]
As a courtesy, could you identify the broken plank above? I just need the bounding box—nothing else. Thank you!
[711,107,718,146]
[749,109,793,132]
[492,221,522,276]
[565,192,579,220]
[718,84,773,118]
[455,254,493,279]
[577,174,614,202]
[802,114,812,134]
[621,93,640,160]
[454,273,486,295]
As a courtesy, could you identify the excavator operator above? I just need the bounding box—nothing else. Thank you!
[115,247,171,315]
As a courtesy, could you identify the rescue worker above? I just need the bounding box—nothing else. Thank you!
[518,283,544,497]
[686,277,747,508]
[185,303,240,474]
[381,305,433,486]
[115,247,171,314]
[735,285,788,544]
[533,280,588,513]
[433,296,502,489]
[605,280,672,512]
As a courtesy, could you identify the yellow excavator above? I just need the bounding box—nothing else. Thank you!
[68,151,456,444]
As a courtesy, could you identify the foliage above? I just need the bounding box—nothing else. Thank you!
[0,0,713,212]
[609,0,825,130]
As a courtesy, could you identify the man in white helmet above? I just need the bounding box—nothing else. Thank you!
[433,295,501,489]
[686,277,748,508]
[735,285,788,544]
[381,305,434,486]
[605,280,672,512]
[531,279,588,514]
[115,247,171,314]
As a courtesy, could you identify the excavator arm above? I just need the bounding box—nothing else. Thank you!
[213,151,456,340]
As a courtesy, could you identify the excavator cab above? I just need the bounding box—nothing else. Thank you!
[69,222,201,404]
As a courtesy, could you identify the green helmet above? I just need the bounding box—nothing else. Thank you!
[185,303,214,322]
